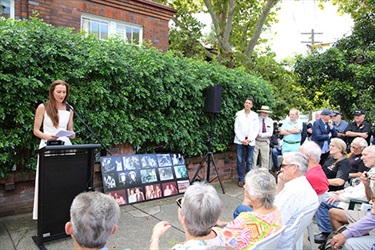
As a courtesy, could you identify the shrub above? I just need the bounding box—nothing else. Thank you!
[0,17,273,178]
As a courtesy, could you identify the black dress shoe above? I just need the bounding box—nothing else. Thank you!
[314,232,330,244]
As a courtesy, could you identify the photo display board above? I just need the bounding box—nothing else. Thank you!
[100,153,190,206]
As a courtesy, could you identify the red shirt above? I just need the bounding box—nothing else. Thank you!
[305,165,329,195]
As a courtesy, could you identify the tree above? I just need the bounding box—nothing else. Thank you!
[156,0,280,66]
[294,11,375,122]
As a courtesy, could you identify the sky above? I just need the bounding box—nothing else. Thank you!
[194,0,354,62]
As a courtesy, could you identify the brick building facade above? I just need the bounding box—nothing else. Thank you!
[10,0,177,51]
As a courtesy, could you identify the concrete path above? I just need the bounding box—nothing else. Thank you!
[0,180,321,249]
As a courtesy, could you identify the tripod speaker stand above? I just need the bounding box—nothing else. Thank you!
[191,112,225,194]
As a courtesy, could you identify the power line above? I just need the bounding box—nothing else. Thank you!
[301,29,323,52]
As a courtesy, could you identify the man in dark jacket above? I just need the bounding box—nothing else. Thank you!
[311,108,338,165]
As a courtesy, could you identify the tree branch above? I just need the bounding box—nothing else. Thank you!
[245,0,278,58]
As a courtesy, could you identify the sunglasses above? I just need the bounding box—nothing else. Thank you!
[176,197,182,208]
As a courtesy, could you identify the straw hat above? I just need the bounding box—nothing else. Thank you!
[257,105,272,113]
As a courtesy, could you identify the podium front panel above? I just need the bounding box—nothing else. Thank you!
[41,154,90,239]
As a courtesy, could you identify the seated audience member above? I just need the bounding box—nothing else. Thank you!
[65,191,121,250]
[299,141,329,202]
[347,137,368,180]
[322,138,351,191]
[275,152,319,249]
[330,195,375,250]
[328,145,375,230]
[235,152,319,249]
[150,182,225,250]
[314,145,375,244]
[270,122,282,171]
[216,169,282,249]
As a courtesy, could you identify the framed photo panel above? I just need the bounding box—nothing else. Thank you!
[101,153,189,206]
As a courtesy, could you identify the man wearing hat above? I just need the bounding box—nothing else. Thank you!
[332,110,349,140]
[253,105,274,169]
[311,108,338,165]
[344,109,372,146]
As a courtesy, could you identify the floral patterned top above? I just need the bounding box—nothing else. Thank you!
[216,207,282,249]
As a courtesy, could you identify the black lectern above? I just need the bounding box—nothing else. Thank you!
[32,144,100,250]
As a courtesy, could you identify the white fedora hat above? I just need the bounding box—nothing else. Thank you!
[257,105,272,113]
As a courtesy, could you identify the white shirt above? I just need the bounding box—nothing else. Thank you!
[256,116,274,140]
[234,109,259,146]
[275,176,319,250]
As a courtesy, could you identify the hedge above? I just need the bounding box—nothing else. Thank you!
[0,17,274,178]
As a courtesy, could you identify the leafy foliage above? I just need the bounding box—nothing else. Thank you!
[0,17,273,177]
[294,12,375,123]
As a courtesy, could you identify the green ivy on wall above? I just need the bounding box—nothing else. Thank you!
[0,17,274,178]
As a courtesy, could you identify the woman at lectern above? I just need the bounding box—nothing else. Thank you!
[32,80,76,220]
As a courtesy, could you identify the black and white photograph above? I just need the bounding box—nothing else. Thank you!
[100,157,116,173]
[161,181,178,197]
[118,172,127,187]
[140,169,158,184]
[157,154,172,167]
[174,165,188,179]
[122,155,141,170]
[171,153,185,166]
[177,180,190,193]
[114,156,123,171]
[159,167,174,181]
[140,154,158,168]
[103,173,117,189]
[126,170,141,186]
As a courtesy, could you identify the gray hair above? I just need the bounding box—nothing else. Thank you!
[300,141,321,163]
[283,152,309,175]
[70,191,120,248]
[245,168,276,209]
[352,137,368,149]
[181,181,222,237]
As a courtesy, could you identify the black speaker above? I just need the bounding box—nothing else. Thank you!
[204,84,222,113]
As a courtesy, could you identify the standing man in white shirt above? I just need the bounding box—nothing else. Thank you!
[234,98,259,187]
[253,105,274,169]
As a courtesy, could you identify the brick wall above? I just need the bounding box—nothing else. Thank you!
[14,0,176,51]
[0,143,237,217]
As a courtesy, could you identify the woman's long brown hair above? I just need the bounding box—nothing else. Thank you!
[44,80,70,128]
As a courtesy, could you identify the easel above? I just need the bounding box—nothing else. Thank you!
[190,113,225,194]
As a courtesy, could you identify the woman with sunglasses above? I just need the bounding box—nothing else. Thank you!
[150,182,225,250]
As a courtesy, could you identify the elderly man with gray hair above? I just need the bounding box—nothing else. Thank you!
[150,182,225,250]
[275,152,319,249]
[65,191,121,250]
[299,140,329,202]
[231,152,319,249]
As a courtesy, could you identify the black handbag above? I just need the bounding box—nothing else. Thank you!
[319,225,348,250]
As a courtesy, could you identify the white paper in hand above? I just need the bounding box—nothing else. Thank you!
[56,129,74,138]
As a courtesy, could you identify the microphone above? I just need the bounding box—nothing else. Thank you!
[66,102,73,111]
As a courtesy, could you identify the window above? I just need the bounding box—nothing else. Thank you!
[0,0,14,19]
[81,14,142,46]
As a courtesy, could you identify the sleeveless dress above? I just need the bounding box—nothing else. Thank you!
[32,109,72,220]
